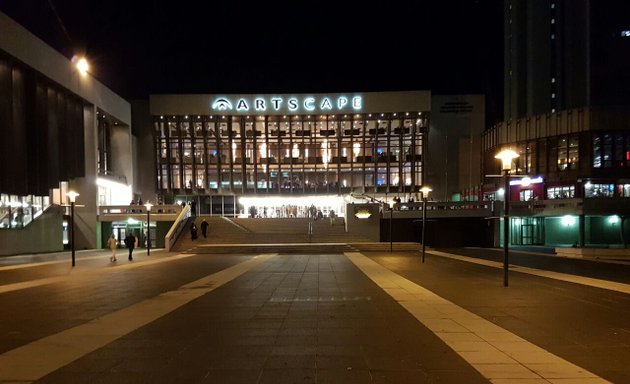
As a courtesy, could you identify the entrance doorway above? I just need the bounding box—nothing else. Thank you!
[512,217,544,245]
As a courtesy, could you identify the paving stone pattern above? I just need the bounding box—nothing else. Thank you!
[36,254,488,383]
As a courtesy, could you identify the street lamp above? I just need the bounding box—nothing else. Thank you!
[420,186,432,263]
[66,191,79,267]
[388,199,393,253]
[144,202,153,256]
[495,149,519,287]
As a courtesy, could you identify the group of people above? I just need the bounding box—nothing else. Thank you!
[105,219,209,264]
[106,232,139,262]
[190,219,208,241]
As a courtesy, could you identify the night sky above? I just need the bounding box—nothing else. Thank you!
[0,1,504,124]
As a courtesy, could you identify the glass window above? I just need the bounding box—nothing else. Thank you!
[557,137,568,170]
[584,183,614,198]
[547,186,575,199]
[568,135,578,170]
[519,189,533,201]
[615,135,624,168]
[593,134,601,168]
[603,134,613,168]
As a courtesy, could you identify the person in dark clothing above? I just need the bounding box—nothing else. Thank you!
[124,233,137,260]
[200,219,209,238]
[190,223,198,241]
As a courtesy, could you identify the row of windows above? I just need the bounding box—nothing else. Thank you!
[155,115,425,192]
[157,166,419,191]
[592,133,630,168]
[495,132,630,175]
[156,117,426,139]
[515,183,629,201]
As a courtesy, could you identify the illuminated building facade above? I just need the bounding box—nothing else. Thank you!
[479,0,630,248]
[149,91,430,216]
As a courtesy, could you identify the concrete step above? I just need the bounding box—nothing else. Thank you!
[183,243,358,254]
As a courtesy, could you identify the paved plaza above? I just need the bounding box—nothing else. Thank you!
[0,247,628,383]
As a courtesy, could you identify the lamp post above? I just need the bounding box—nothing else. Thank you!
[495,149,519,287]
[66,191,79,267]
[144,202,153,256]
[420,186,432,263]
[389,199,393,253]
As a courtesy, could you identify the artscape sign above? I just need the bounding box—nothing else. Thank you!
[210,95,363,114]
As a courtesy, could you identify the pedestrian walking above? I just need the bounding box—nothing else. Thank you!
[190,223,198,241]
[124,232,137,260]
[107,234,118,262]
[200,219,209,238]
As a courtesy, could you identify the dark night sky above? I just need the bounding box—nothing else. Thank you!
[0,1,504,124]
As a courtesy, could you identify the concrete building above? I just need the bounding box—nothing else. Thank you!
[144,91,431,217]
[483,0,630,248]
[0,11,133,255]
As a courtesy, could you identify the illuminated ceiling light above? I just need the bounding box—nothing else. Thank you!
[608,215,620,224]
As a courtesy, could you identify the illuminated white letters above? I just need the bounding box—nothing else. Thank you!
[255,98,266,111]
[236,99,249,111]
[337,97,348,109]
[211,95,363,113]
[320,97,333,110]
[304,97,315,111]
[271,97,283,110]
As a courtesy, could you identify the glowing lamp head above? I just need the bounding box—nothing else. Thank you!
[419,186,432,199]
[495,149,519,171]
[66,191,80,203]
[74,57,89,75]
[144,202,153,211]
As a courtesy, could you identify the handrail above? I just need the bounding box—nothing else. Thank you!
[165,205,191,251]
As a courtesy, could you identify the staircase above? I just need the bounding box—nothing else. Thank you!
[172,216,373,253]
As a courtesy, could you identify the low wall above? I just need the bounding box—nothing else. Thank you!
[0,206,63,256]
[555,247,630,260]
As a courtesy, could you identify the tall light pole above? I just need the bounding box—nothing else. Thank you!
[420,186,432,263]
[495,149,519,287]
[144,202,153,256]
[388,200,393,253]
[66,191,79,267]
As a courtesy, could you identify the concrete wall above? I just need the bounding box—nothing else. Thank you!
[150,91,431,117]
[131,100,157,202]
[345,203,380,241]
[0,11,132,253]
[70,106,99,250]
[427,95,485,201]
[0,206,63,256]
[110,124,134,189]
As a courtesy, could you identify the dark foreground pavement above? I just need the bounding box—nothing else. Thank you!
[0,248,627,383]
